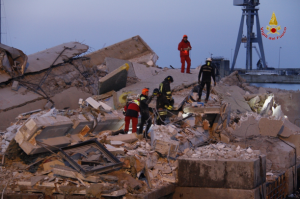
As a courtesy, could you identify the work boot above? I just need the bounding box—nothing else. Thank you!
[111,129,125,135]
[205,99,208,103]
[197,98,201,102]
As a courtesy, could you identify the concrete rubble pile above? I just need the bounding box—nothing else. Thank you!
[0,36,300,198]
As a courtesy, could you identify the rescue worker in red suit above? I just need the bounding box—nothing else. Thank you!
[123,99,140,134]
[178,35,192,73]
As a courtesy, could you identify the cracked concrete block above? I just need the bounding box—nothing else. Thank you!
[107,133,138,143]
[173,184,266,199]
[98,63,129,95]
[259,118,283,137]
[178,155,266,189]
[231,115,260,137]
[150,125,179,158]
[15,115,73,155]
[26,42,88,74]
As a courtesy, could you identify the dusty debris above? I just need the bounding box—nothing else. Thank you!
[0,36,300,199]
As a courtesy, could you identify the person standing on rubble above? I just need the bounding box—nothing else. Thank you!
[198,58,216,103]
[156,91,173,125]
[159,76,174,107]
[138,88,158,138]
[178,35,192,73]
[123,99,140,134]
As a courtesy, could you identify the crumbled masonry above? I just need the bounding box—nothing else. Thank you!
[0,36,300,198]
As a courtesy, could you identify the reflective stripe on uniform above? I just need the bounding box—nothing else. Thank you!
[166,91,171,95]
[159,83,163,92]
[140,96,146,101]
[158,111,167,115]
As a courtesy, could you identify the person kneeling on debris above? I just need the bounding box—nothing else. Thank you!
[139,88,158,138]
[198,58,216,103]
[159,76,174,107]
[156,91,173,125]
[123,99,140,134]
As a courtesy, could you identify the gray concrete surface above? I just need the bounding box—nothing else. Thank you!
[83,35,157,68]
[51,87,92,109]
[178,156,266,189]
[173,184,266,199]
[26,42,88,73]
[0,87,42,110]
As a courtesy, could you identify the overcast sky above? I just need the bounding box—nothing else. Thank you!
[2,0,299,70]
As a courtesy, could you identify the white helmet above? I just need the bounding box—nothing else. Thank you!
[206,58,212,62]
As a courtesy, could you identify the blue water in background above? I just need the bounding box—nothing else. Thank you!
[250,83,300,91]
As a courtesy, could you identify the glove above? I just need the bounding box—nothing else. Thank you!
[214,82,217,86]
[122,109,126,116]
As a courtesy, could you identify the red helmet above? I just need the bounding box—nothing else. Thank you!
[183,35,188,38]
[142,88,149,95]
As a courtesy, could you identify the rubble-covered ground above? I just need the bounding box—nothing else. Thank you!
[0,37,300,198]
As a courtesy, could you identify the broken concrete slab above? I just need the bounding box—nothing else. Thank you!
[0,87,43,111]
[15,115,74,155]
[51,87,92,109]
[150,125,179,158]
[98,63,129,95]
[231,115,260,137]
[83,35,158,68]
[107,133,138,143]
[0,43,28,77]
[105,57,136,78]
[173,184,266,199]
[259,118,283,137]
[234,138,296,171]
[214,85,251,114]
[43,160,65,171]
[52,165,100,183]
[280,118,300,138]
[0,99,47,131]
[178,155,266,189]
[25,42,88,74]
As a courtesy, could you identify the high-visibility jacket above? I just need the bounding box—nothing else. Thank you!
[124,100,140,118]
[156,95,173,114]
[139,94,153,116]
[198,61,216,83]
[159,80,172,100]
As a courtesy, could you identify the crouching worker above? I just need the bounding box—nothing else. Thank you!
[156,91,173,125]
[123,99,140,134]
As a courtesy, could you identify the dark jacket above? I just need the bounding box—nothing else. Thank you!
[139,94,153,116]
[124,100,140,118]
[198,61,216,83]
[178,39,192,57]
[156,94,172,110]
[159,80,172,99]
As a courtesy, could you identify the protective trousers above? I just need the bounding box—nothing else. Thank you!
[138,114,152,135]
[198,81,211,101]
[156,110,167,125]
[181,56,191,73]
[124,116,138,133]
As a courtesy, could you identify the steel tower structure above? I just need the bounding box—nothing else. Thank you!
[231,0,267,71]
